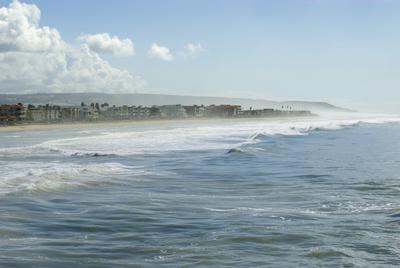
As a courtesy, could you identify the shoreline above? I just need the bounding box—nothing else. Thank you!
[0,115,317,132]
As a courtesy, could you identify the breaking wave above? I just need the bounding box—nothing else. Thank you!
[0,161,137,196]
[0,115,399,159]
[40,117,400,156]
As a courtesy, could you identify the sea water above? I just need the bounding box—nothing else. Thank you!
[1,115,400,267]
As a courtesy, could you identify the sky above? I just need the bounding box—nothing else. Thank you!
[0,0,399,113]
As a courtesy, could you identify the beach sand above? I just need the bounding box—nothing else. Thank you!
[0,118,257,132]
[0,119,193,132]
[0,115,318,133]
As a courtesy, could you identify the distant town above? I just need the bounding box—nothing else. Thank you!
[0,102,314,125]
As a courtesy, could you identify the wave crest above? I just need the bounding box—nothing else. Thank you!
[1,116,399,158]
[0,161,136,196]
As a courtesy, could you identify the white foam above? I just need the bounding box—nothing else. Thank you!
[1,114,400,158]
[0,161,136,196]
[303,201,397,215]
[204,207,272,212]
[36,117,396,155]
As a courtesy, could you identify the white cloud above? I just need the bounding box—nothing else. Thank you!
[78,33,134,57]
[148,43,173,61]
[183,42,204,59]
[0,0,145,94]
[0,0,65,52]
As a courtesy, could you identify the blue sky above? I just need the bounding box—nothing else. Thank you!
[1,0,400,112]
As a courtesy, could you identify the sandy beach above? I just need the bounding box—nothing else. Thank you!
[0,118,266,132]
[0,116,316,133]
[0,119,191,132]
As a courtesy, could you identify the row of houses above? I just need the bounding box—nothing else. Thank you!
[0,102,312,124]
[0,103,242,124]
[240,108,312,117]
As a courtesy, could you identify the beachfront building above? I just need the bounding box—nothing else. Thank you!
[241,108,275,117]
[159,105,187,118]
[105,105,130,120]
[184,105,206,117]
[26,106,46,122]
[116,105,130,119]
[45,105,61,121]
[0,103,26,124]
[25,105,61,122]
[205,105,242,117]
[148,106,161,118]
[129,106,151,119]
[79,104,99,121]
[61,106,81,121]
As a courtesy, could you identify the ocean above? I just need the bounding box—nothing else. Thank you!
[1,115,400,267]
